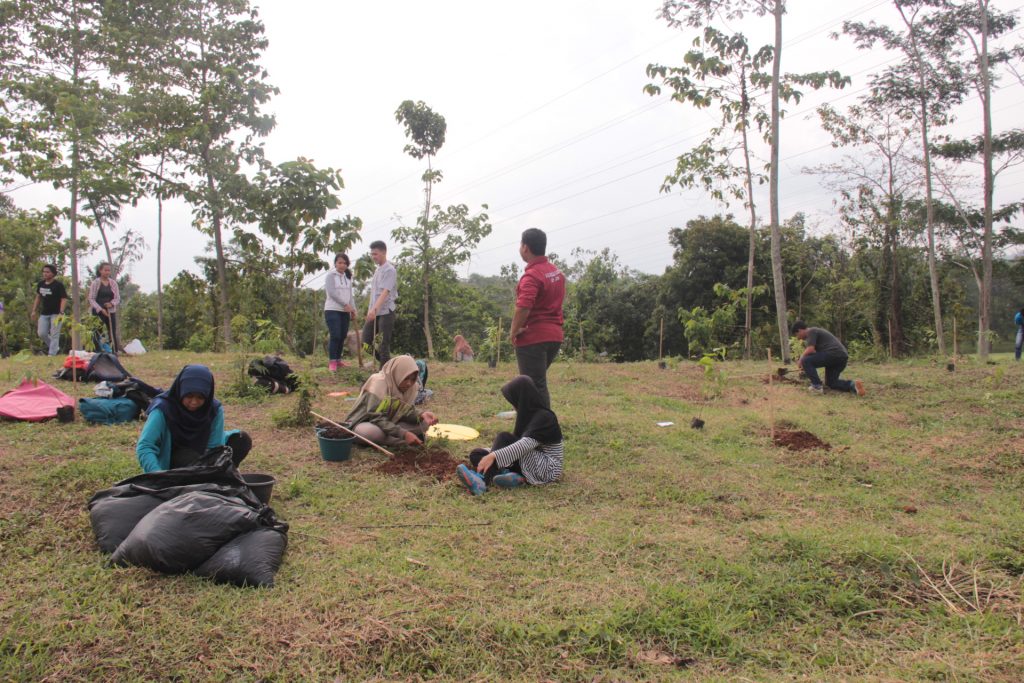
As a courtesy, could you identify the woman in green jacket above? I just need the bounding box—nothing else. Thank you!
[136,364,251,472]
[345,355,438,447]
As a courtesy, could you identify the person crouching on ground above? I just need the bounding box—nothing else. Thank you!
[792,321,866,396]
[457,375,564,495]
[345,355,438,447]
[137,365,252,472]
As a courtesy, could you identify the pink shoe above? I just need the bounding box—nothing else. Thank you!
[337,360,351,368]
[328,360,338,372]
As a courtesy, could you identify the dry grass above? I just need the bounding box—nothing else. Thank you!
[1,351,1023,680]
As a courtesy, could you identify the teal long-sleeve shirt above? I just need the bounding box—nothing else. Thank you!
[136,405,229,473]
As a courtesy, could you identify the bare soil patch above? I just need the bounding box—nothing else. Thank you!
[375,446,460,481]
[773,429,831,451]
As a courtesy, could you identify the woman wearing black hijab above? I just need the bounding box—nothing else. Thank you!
[457,375,564,495]
[136,365,251,472]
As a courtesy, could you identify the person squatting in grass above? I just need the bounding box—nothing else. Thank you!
[88,262,121,353]
[457,375,564,495]
[792,321,866,396]
[324,252,358,372]
[344,355,439,448]
[30,263,68,356]
[136,364,252,472]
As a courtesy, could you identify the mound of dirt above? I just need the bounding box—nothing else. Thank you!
[315,423,351,440]
[773,429,831,451]
[375,446,461,481]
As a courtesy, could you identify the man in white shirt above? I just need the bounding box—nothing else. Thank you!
[362,240,398,365]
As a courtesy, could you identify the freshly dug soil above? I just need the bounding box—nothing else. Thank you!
[762,374,805,385]
[316,423,352,440]
[773,429,831,451]
[375,446,461,481]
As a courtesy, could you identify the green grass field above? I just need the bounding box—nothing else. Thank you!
[1,351,1022,681]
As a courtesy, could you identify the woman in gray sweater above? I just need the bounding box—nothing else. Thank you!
[324,253,357,371]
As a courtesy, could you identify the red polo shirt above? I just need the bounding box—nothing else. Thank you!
[515,256,565,347]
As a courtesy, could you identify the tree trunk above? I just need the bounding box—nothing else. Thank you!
[156,156,164,349]
[68,1,83,351]
[423,268,433,358]
[203,160,231,349]
[740,63,758,361]
[978,0,993,361]
[422,158,435,358]
[91,204,114,267]
[69,139,82,351]
[898,3,945,357]
[768,0,790,363]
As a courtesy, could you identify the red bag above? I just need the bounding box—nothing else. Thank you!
[62,355,89,370]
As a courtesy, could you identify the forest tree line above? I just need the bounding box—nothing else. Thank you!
[0,1,1021,362]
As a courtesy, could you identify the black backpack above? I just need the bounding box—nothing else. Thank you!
[248,356,299,394]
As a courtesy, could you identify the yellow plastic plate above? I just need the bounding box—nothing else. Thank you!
[426,423,480,441]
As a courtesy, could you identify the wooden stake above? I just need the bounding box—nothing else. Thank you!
[659,317,665,360]
[953,316,958,357]
[497,316,502,366]
[311,411,395,457]
[767,348,776,443]
[579,321,584,357]
[355,323,363,369]
[887,319,894,358]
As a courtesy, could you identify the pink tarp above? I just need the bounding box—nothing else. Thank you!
[0,380,74,422]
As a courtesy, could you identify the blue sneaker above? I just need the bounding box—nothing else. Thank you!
[492,472,526,489]
[456,464,487,495]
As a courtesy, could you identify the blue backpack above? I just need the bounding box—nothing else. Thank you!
[78,397,141,425]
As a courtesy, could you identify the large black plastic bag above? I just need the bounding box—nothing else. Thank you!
[196,528,288,587]
[89,447,289,585]
[111,491,262,573]
[89,494,164,554]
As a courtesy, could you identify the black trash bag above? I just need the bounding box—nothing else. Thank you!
[111,491,262,573]
[89,494,164,554]
[196,527,288,588]
[89,446,289,584]
[85,352,131,383]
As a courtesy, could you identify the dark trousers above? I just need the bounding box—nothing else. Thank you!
[324,310,351,361]
[94,311,119,352]
[515,341,561,409]
[468,431,521,483]
[802,352,853,392]
[171,431,252,469]
[1015,328,1022,361]
[362,311,395,364]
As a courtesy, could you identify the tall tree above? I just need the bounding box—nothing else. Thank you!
[393,100,463,358]
[106,0,278,347]
[247,157,362,348]
[646,27,770,359]
[391,203,492,359]
[2,0,122,348]
[810,102,922,355]
[841,0,969,357]
[929,0,1021,360]
[657,0,848,362]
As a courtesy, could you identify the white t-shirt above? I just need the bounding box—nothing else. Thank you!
[324,270,354,312]
[368,262,397,314]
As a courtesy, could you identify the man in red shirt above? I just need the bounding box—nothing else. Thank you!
[509,228,565,408]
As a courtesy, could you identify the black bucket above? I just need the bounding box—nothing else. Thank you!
[240,473,276,505]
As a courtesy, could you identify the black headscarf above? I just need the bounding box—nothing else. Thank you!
[501,375,562,444]
[147,364,221,453]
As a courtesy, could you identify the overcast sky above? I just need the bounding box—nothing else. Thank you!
[10,0,1024,292]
